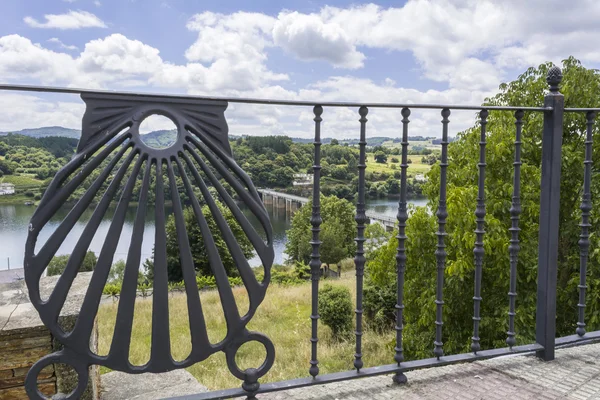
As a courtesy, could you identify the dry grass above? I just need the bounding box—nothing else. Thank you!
[97,275,395,390]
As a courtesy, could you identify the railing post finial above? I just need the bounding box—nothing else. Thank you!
[546,65,563,94]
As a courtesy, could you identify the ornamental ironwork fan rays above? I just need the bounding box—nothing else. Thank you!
[23,93,275,399]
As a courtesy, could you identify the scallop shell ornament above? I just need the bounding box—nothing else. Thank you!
[23,93,274,399]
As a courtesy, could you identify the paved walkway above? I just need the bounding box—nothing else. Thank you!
[259,342,600,399]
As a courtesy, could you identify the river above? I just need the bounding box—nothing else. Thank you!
[0,197,428,271]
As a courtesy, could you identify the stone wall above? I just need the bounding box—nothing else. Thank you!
[0,272,100,399]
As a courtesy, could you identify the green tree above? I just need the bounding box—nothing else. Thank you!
[163,201,254,282]
[318,284,353,339]
[320,220,352,268]
[374,151,388,164]
[0,159,16,175]
[285,195,356,264]
[47,251,98,276]
[364,57,600,359]
[107,259,146,285]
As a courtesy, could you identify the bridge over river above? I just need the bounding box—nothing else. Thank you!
[258,189,398,231]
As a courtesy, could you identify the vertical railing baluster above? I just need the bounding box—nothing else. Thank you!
[577,110,595,336]
[393,107,410,384]
[434,108,450,359]
[471,109,488,354]
[309,105,323,378]
[506,110,524,348]
[354,106,368,372]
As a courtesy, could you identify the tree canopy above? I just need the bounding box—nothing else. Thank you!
[285,195,356,266]
[364,57,600,359]
[161,201,254,282]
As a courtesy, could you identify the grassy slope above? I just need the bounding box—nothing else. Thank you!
[366,153,431,176]
[97,275,395,390]
[0,174,43,186]
[0,175,44,204]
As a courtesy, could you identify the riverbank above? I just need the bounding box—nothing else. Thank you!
[0,194,37,205]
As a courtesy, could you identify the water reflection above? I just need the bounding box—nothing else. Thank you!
[0,197,428,270]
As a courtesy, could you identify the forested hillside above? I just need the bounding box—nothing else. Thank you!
[232,135,430,199]
[0,131,434,205]
[0,134,77,179]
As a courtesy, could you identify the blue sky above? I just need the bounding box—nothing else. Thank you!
[0,0,599,137]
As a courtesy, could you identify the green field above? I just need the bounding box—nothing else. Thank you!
[0,174,43,186]
[381,139,442,151]
[97,274,394,390]
[366,153,431,177]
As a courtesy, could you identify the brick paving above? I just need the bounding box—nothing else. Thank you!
[257,342,600,399]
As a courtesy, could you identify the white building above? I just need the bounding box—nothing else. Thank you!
[415,174,427,182]
[293,173,313,186]
[0,183,15,196]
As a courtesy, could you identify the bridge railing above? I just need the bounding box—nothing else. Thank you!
[2,65,599,400]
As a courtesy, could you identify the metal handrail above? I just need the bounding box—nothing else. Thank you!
[0,83,552,111]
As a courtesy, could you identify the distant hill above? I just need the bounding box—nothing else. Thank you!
[0,126,442,147]
[0,126,178,148]
[0,126,81,139]
[139,129,177,149]
[291,136,437,145]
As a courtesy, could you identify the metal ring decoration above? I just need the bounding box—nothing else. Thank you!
[225,331,275,382]
[23,92,275,396]
[25,350,89,400]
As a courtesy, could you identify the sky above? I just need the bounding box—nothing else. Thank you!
[0,0,599,138]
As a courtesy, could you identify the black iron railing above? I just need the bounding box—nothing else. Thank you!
[1,65,598,400]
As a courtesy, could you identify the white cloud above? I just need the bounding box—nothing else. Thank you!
[0,94,84,132]
[78,34,163,77]
[4,1,600,138]
[0,35,77,83]
[47,38,79,51]
[24,10,107,30]
[273,11,365,69]
[94,1,102,6]
[183,12,288,92]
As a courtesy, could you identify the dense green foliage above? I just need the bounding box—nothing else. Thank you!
[232,136,425,199]
[285,195,356,266]
[0,134,77,184]
[318,284,353,339]
[363,58,600,359]
[47,251,98,276]
[374,150,387,163]
[102,274,246,297]
[144,200,254,282]
[0,133,78,158]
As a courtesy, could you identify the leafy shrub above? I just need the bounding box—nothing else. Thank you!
[293,261,311,280]
[196,275,217,289]
[228,276,243,287]
[34,194,41,200]
[47,251,97,276]
[168,281,186,292]
[137,283,152,297]
[318,284,353,339]
[195,275,243,290]
[363,281,397,331]
[24,190,34,198]
[254,264,304,286]
[103,284,121,297]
